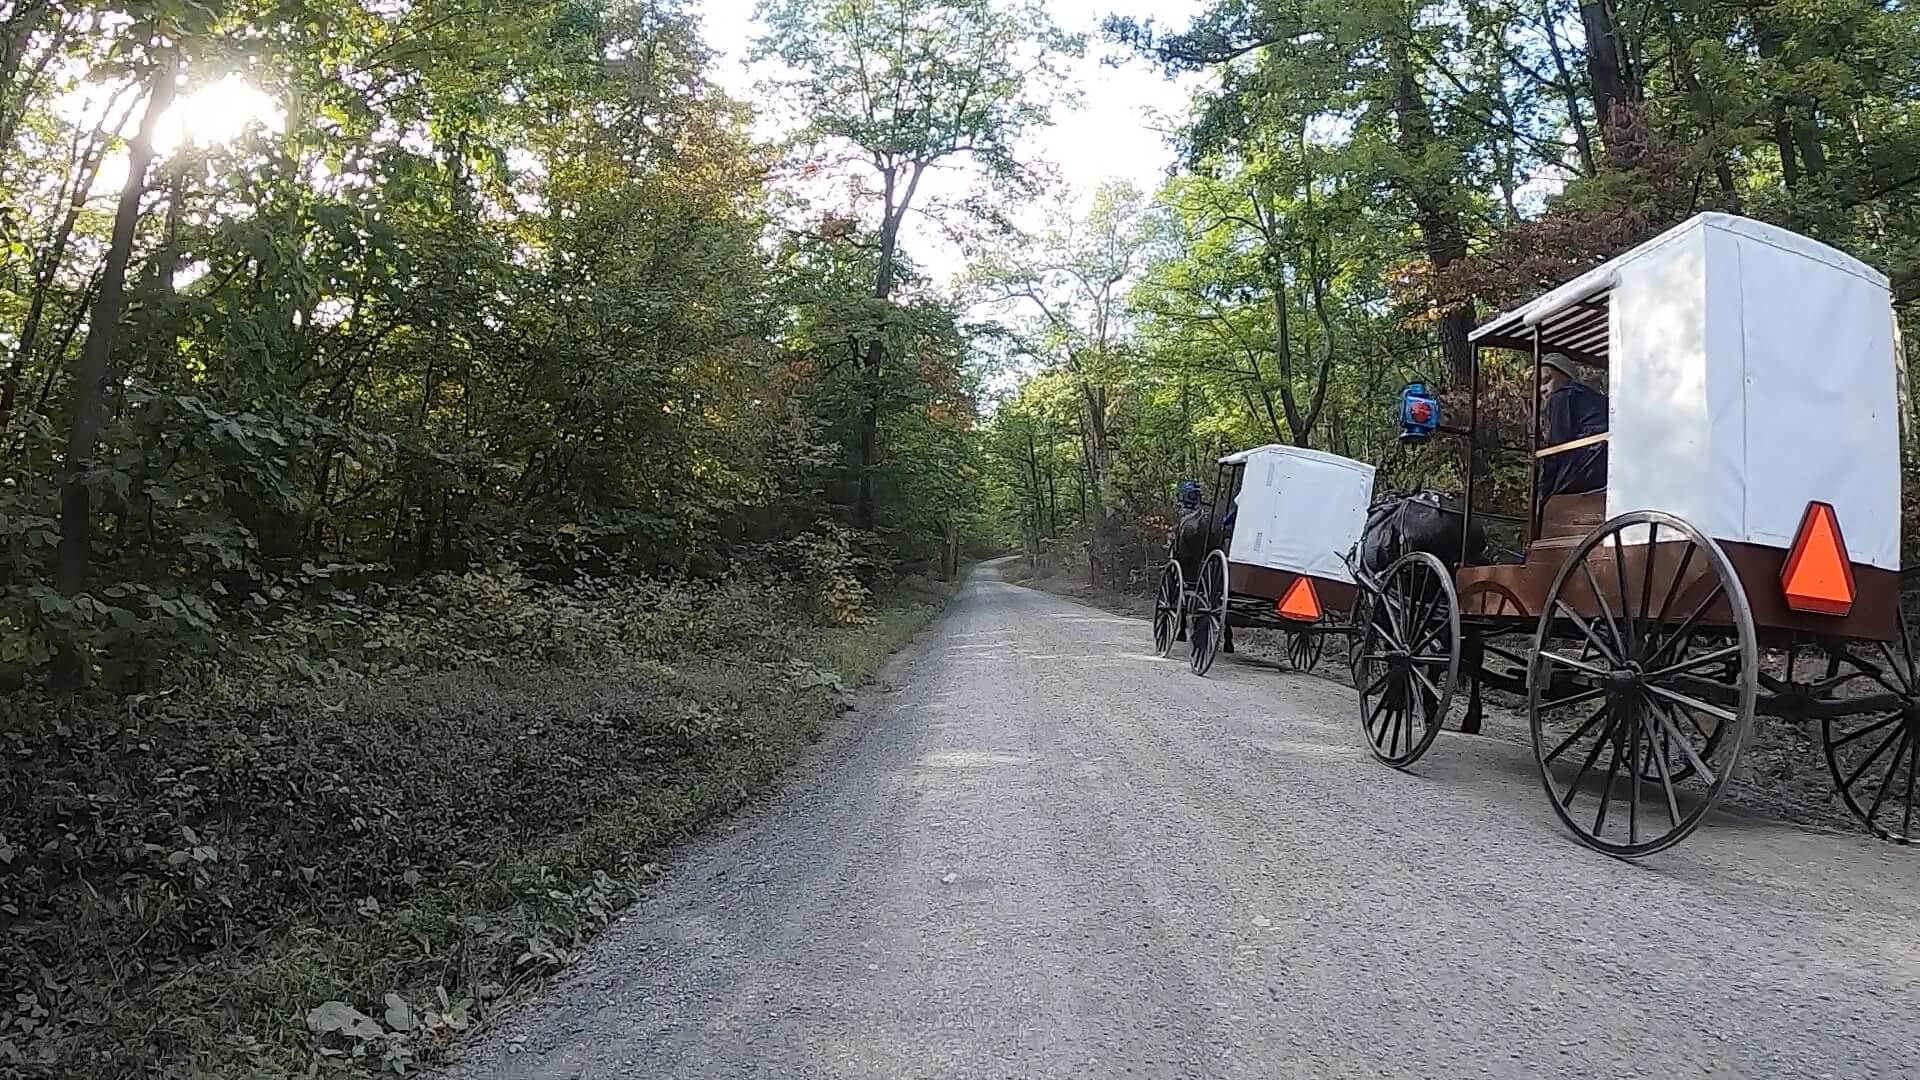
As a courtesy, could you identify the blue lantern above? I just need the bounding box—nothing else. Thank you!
[1398,381,1440,442]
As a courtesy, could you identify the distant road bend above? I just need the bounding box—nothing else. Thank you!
[447,559,1920,1079]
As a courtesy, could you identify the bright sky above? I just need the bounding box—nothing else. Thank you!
[696,0,1209,286]
[77,1,1202,289]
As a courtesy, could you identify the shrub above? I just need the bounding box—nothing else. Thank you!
[0,559,937,1076]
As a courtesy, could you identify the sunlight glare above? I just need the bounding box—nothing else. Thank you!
[86,74,283,198]
[155,74,284,154]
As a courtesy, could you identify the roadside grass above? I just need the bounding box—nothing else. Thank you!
[1,569,959,1079]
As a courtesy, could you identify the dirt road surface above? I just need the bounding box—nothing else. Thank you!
[444,561,1920,1079]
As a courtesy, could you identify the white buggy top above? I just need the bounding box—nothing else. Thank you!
[1219,444,1376,584]
[1471,212,1901,570]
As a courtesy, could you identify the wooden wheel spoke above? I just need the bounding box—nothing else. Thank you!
[1610,531,1638,657]
[1539,650,1608,678]
[1643,683,1736,725]
[1581,559,1629,661]
[1561,708,1625,809]
[1395,574,1427,651]
[1647,700,1719,786]
[1628,698,1642,845]
[1657,694,1719,745]
[1366,692,1394,739]
[1645,644,1744,681]
[1904,614,1920,687]
[1538,685,1607,713]
[1407,665,1446,711]
[1370,609,1409,652]
[1652,540,1695,625]
[1410,587,1443,648]
[1863,730,1911,823]
[1634,707,1683,828]
[1592,718,1628,836]
[1904,737,1918,837]
[1544,701,1611,764]
[1645,581,1726,670]
[1831,713,1902,750]
[1637,522,1659,638]
[1842,720,1908,793]
[1408,616,1450,655]
[1553,600,1621,667]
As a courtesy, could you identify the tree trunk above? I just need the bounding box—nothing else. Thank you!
[1580,0,1639,166]
[1022,427,1045,542]
[855,162,923,532]
[1542,0,1597,177]
[1389,37,1475,388]
[0,0,57,159]
[1753,23,1802,191]
[53,54,176,688]
[0,102,130,430]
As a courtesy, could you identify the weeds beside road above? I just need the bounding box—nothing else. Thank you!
[1,567,959,1078]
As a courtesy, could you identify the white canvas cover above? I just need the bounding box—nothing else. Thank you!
[1220,445,1376,583]
[1597,214,1899,569]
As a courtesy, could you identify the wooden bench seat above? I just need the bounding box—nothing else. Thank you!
[1530,490,1606,550]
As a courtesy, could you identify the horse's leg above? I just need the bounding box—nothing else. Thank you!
[1460,630,1484,734]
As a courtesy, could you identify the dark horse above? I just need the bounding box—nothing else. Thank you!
[1356,491,1488,733]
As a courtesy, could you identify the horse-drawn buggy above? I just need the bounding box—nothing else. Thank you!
[1358,212,1914,857]
[1155,444,1375,676]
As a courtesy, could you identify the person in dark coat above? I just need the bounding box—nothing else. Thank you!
[1538,352,1608,498]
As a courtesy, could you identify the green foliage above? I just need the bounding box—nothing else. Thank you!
[0,0,1014,1071]
[981,0,1920,589]
[0,0,1014,687]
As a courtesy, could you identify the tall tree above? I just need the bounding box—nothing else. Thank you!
[753,0,1075,528]
[972,183,1150,581]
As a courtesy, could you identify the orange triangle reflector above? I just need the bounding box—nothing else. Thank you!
[1277,577,1323,621]
[1781,501,1856,616]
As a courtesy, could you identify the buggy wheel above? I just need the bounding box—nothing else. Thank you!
[1190,550,1229,676]
[1820,611,1920,843]
[1352,551,1460,768]
[1528,511,1757,858]
[1152,559,1184,658]
[1286,631,1323,673]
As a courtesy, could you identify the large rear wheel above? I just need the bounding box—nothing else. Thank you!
[1353,551,1460,768]
[1528,511,1757,858]
[1190,550,1229,676]
[1821,611,1920,843]
[1152,559,1184,658]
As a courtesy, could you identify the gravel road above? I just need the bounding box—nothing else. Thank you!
[445,560,1920,1079]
